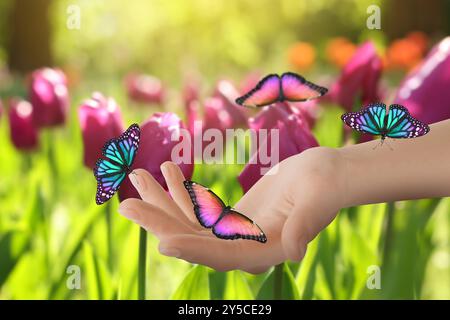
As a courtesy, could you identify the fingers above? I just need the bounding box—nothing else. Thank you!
[119,198,197,238]
[160,161,200,226]
[159,233,284,274]
[129,168,193,228]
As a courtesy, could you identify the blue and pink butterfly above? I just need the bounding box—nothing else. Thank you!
[341,103,430,142]
[94,123,140,205]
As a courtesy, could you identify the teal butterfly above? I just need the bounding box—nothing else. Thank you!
[341,103,430,141]
[94,124,140,205]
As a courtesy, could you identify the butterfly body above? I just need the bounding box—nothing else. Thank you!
[235,72,328,108]
[94,124,140,205]
[184,181,267,243]
[342,103,429,141]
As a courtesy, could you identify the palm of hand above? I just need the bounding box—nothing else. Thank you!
[119,147,343,274]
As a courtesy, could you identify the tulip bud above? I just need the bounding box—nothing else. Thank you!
[394,37,450,124]
[78,92,124,169]
[213,80,248,127]
[239,104,318,193]
[29,68,69,127]
[119,112,194,200]
[8,98,39,151]
[125,73,165,105]
[329,41,382,111]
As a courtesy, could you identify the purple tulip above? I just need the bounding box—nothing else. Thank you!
[29,67,69,127]
[239,103,318,193]
[329,41,382,111]
[119,112,194,200]
[78,92,124,169]
[394,37,450,124]
[8,98,39,151]
[125,73,165,105]
[213,80,248,128]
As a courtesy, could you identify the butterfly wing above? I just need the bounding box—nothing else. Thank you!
[385,104,430,138]
[280,72,328,102]
[341,103,387,136]
[94,123,140,205]
[94,158,127,205]
[213,209,267,243]
[235,74,280,108]
[183,181,226,228]
[103,123,140,167]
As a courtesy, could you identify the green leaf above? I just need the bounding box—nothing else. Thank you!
[313,106,344,148]
[83,241,102,299]
[171,265,210,300]
[256,263,299,300]
[296,235,319,298]
[223,271,254,300]
[48,205,104,298]
[0,231,30,287]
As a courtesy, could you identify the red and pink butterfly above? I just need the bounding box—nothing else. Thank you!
[184,181,267,243]
[235,72,328,108]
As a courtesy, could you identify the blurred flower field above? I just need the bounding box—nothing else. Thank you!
[0,0,449,300]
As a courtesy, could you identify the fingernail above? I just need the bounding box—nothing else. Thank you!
[159,247,180,258]
[129,171,146,191]
[118,206,141,222]
[160,163,171,177]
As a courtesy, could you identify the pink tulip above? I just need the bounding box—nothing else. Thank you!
[182,81,201,136]
[119,112,194,200]
[290,100,319,129]
[203,97,233,132]
[329,41,382,111]
[183,80,200,107]
[8,98,39,151]
[394,37,450,124]
[213,80,248,127]
[78,92,124,169]
[125,73,165,105]
[29,67,69,127]
[239,104,318,193]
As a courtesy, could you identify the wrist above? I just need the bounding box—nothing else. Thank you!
[286,146,348,212]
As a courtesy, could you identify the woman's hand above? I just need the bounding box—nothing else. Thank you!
[118,146,346,274]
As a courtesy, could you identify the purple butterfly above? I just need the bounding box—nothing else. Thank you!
[183,181,267,243]
[235,72,328,108]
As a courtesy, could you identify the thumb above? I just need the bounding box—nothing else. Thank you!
[280,203,312,262]
[281,200,339,261]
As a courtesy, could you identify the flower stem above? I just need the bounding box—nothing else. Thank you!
[273,263,284,300]
[138,227,147,300]
[105,201,114,271]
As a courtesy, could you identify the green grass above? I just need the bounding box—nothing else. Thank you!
[0,86,448,300]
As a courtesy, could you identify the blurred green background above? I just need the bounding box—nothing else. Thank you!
[0,0,449,299]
